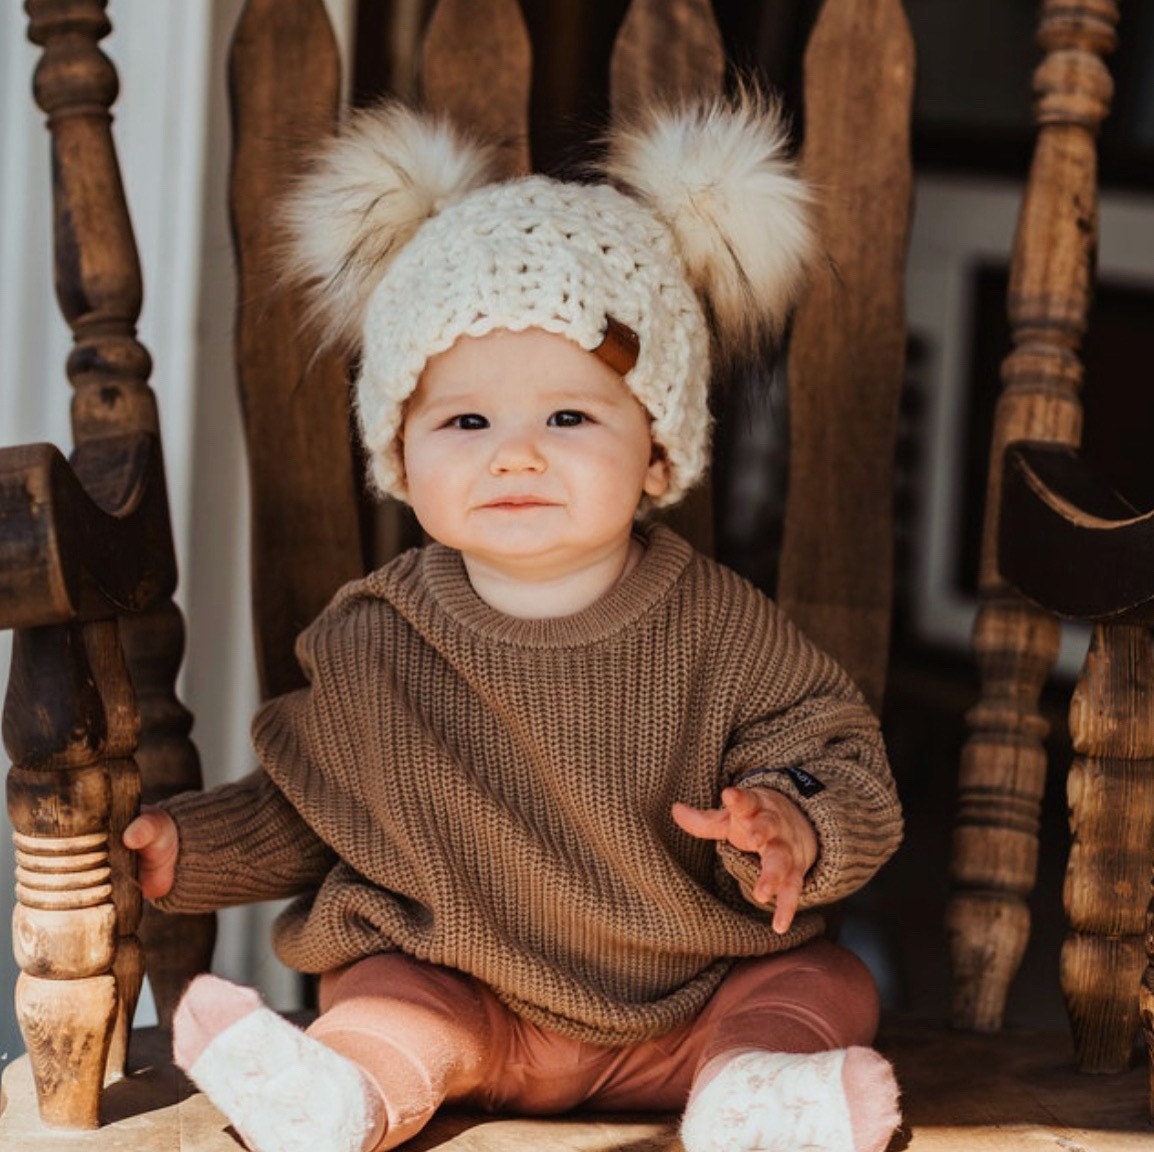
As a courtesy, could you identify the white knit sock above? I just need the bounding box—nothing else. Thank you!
[680,1047,899,1152]
[183,1003,385,1152]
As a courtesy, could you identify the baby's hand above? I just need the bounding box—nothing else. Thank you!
[122,806,179,901]
[672,786,818,934]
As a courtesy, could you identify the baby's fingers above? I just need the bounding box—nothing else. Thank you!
[752,842,805,934]
[123,807,179,900]
[769,869,803,934]
[671,801,731,842]
[123,809,171,851]
[720,786,761,817]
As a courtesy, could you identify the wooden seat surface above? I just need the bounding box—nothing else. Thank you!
[3,1021,1150,1151]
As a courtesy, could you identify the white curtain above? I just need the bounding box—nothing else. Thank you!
[0,0,354,1069]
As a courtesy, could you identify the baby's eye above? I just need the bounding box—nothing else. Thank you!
[548,410,587,427]
[449,413,489,430]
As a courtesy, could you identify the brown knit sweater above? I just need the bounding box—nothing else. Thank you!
[159,524,902,1045]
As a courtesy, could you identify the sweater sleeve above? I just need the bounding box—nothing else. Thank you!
[715,603,903,911]
[153,769,337,914]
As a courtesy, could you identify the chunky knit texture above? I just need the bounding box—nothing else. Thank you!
[280,96,814,509]
[159,526,902,1046]
[357,177,710,506]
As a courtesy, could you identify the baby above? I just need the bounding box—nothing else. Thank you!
[125,92,904,1152]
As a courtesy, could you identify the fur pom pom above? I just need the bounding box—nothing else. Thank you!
[279,102,498,352]
[603,90,814,361]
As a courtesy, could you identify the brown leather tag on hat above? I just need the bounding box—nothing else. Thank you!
[592,316,640,376]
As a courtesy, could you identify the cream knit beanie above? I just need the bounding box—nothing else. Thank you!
[281,92,814,507]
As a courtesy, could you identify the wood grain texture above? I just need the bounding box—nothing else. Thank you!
[26,0,157,442]
[1145,880,1154,1116]
[608,0,726,560]
[4,621,146,1104]
[422,0,533,178]
[4,625,117,1129]
[776,0,914,713]
[609,0,725,123]
[948,0,1119,1037]
[6,0,212,1126]
[0,438,175,630]
[230,0,366,701]
[1000,444,1154,623]
[3,1021,1152,1150]
[1062,624,1154,1072]
[947,600,1058,1030]
[80,621,142,1084]
[118,603,215,1026]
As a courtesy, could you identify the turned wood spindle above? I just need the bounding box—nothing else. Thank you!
[23,0,215,1039]
[81,619,144,1084]
[1063,625,1154,1071]
[948,0,1118,1033]
[5,625,119,1129]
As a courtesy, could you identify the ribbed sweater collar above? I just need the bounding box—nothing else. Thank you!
[416,522,693,649]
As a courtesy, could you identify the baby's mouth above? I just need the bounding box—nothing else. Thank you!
[480,495,555,509]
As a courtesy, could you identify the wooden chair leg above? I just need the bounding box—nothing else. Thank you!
[84,619,146,1083]
[1143,879,1154,1113]
[947,0,1119,1034]
[947,597,1059,1030]
[6,625,122,1129]
[1063,624,1154,1073]
[120,606,216,1025]
[22,0,217,1033]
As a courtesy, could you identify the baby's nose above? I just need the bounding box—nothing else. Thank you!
[490,435,546,473]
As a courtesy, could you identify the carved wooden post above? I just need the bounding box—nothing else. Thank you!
[947,0,1118,1032]
[5,626,120,1128]
[10,1,212,1118]
[81,619,144,1082]
[1063,625,1154,1071]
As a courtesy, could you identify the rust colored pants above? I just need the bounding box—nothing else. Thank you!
[309,938,878,1150]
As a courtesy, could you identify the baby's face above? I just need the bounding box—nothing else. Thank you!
[401,327,669,588]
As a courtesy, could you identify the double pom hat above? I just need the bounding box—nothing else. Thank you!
[280,92,814,508]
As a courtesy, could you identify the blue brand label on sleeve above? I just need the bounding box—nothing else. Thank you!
[784,766,825,798]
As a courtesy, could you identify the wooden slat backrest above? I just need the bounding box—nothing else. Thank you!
[1,0,916,1133]
[778,0,913,713]
[423,0,533,179]
[228,0,914,719]
[608,0,725,125]
[609,0,725,559]
[230,0,364,701]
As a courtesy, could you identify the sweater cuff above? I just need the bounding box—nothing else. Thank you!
[717,772,820,908]
[731,767,900,907]
[154,775,329,914]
